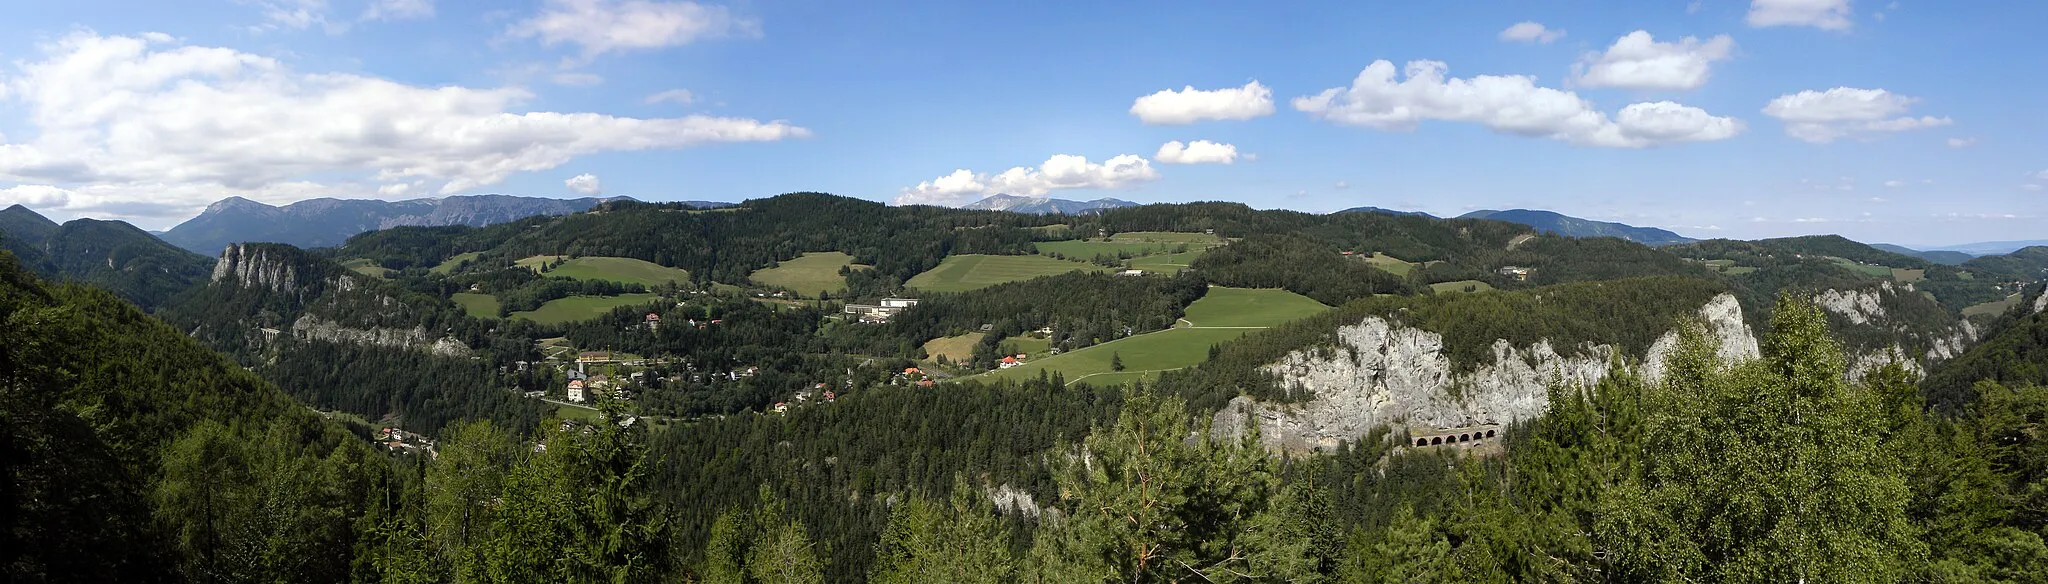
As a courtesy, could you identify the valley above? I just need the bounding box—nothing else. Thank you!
[7,193,2048,582]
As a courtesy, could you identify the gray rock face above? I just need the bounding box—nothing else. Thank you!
[1215,293,1758,454]
[1814,282,1891,325]
[211,243,297,292]
[290,315,473,358]
[1810,282,1979,373]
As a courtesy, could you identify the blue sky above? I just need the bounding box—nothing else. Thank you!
[0,0,2042,246]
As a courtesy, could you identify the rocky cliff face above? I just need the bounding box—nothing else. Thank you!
[1810,281,1980,376]
[1214,294,1758,454]
[290,316,473,358]
[211,243,298,292]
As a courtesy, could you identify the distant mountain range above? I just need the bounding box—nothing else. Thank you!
[1917,240,2048,257]
[1870,244,1976,266]
[1337,206,1437,218]
[1458,209,1696,246]
[960,194,1138,214]
[158,194,702,254]
[0,204,211,309]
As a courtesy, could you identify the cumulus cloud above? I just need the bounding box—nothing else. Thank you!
[2026,184,2044,192]
[363,0,434,21]
[509,0,761,58]
[645,88,695,105]
[565,173,602,195]
[0,32,806,224]
[1334,180,1350,189]
[1884,180,1903,187]
[1748,0,1853,30]
[1129,81,1275,124]
[1947,137,1977,148]
[246,0,333,32]
[1154,140,1239,165]
[1573,31,1736,91]
[897,154,1159,206]
[1292,59,1743,148]
[1499,22,1565,44]
[1761,87,1952,143]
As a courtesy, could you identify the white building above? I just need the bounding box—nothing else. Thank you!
[567,379,587,403]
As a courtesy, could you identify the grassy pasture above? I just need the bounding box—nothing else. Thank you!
[1430,280,1495,294]
[1111,231,1223,244]
[1358,252,1417,276]
[1128,249,1208,273]
[749,252,866,297]
[545,257,691,287]
[922,333,984,363]
[1892,268,1926,283]
[510,293,660,325]
[341,258,390,278]
[451,292,501,319]
[430,252,482,275]
[1963,293,2022,318]
[905,254,1103,293]
[967,287,1328,385]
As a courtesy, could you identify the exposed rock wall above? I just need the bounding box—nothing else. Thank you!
[211,243,298,292]
[291,316,474,358]
[1814,283,1890,325]
[1215,293,1758,454]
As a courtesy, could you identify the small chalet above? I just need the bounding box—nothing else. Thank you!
[644,313,661,330]
[1117,269,1145,277]
[1496,266,1532,281]
[999,356,1020,369]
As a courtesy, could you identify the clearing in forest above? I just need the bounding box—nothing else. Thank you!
[430,252,482,274]
[749,252,868,297]
[452,292,500,319]
[906,254,1104,293]
[342,258,390,278]
[1963,293,2021,318]
[509,293,661,325]
[922,333,985,363]
[543,257,692,287]
[1128,249,1209,273]
[1430,280,1495,294]
[1356,252,1417,276]
[970,287,1328,385]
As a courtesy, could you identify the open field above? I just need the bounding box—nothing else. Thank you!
[1358,252,1417,276]
[922,333,984,363]
[1111,231,1224,244]
[430,252,482,275]
[545,257,691,287]
[552,402,600,421]
[516,255,564,270]
[452,292,501,319]
[1963,293,2022,318]
[510,293,660,325]
[998,335,1052,355]
[968,287,1328,384]
[1892,268,1926,283]
[1430,280,1495,294]
[341,258,390,278]
[906,254,1103,293]
[1181,287,1329,327]
[1128,249,1208,272]
[749,252,865,297]
[1036,239,1190,259]
[1828,257,1896,278]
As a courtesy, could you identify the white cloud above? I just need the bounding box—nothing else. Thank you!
[245,0,333,32]
[645,88,695,105]
[897,154,1159,206]
[2038,170,2048,180]
[509,0,761,58]
[0,32,806,224]
[1884,180,1902,187]
[1153,140,1239,165]
[1129,81,1275,124]
[1293,60,1743,148]
[363,0,434,20]
[1947,137,1977,148]
[1748,0,1854,30]
[565,173,602,195]
[2025,184,2044,192]
[1573,31,1736,91]
[551,72,605,86]
[1334,180,1350,189]
[1762,87,1951,143]
[1498,22,1565,44]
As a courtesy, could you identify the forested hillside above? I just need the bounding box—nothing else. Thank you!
[0,204,212,309]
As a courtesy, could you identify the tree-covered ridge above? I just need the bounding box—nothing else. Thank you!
[0,205,212,310]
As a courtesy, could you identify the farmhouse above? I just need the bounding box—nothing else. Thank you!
[1497,266,1531,281]
[578,351,612,363]
[999,356,1021,369]
[1116,269,1145,277]
[644,313,661,331]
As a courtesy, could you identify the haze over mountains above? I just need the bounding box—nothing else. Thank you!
[156,194,683,254]
[959,194,1139,214]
